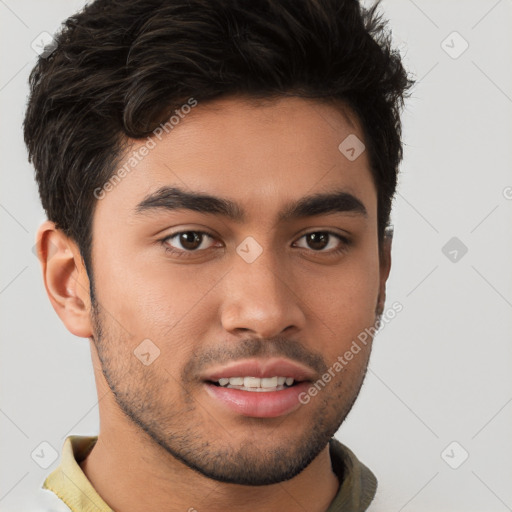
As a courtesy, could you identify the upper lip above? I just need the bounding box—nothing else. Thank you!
[202,358,316,382]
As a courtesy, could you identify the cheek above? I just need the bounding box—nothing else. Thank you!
[309,250,380,316]
[303,249,380,357]
[93,249,218,349]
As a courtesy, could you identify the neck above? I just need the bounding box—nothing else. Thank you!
[80,425,339,512]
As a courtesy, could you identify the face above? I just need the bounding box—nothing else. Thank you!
[88,96,387,485]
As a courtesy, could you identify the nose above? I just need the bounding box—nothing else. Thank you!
[220,246,306,339]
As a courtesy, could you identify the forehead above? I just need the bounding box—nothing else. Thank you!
[94,96,377,225]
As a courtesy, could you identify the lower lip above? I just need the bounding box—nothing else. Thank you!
[204,382,311,418]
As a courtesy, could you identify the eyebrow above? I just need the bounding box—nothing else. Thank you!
[134,186,368,222]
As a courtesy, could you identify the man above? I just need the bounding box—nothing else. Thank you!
[24,0,411,510]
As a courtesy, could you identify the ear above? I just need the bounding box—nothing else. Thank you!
[35,220,93,338]
[375,226,393,319]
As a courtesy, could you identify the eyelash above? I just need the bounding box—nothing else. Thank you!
[159,230,352,258]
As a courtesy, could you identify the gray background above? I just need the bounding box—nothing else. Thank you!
[1,0,511,510]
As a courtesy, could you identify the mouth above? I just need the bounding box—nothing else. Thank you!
[203,378,311,418]
[201,358,315,418]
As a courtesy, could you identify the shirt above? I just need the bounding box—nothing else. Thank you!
[40,435,378,511]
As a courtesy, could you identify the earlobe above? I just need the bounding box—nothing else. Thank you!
[36,221,93,338]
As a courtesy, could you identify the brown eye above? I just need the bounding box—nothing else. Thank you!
[305,232,329,250]
[177,231,202,250]
[294,231,348,252]
[163,231,216,253]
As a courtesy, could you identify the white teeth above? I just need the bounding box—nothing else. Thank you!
[261,376,278,388]
[215,376,295,389]
[244,376,261,388]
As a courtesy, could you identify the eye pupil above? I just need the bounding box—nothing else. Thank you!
[307,232,329,250]
[180,231,202,250]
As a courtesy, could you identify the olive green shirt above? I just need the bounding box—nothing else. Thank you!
[41,435,377,511]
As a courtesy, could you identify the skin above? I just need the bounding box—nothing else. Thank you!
[37,96,391,512]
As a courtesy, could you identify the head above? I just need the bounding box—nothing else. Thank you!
[25,0,411,486]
